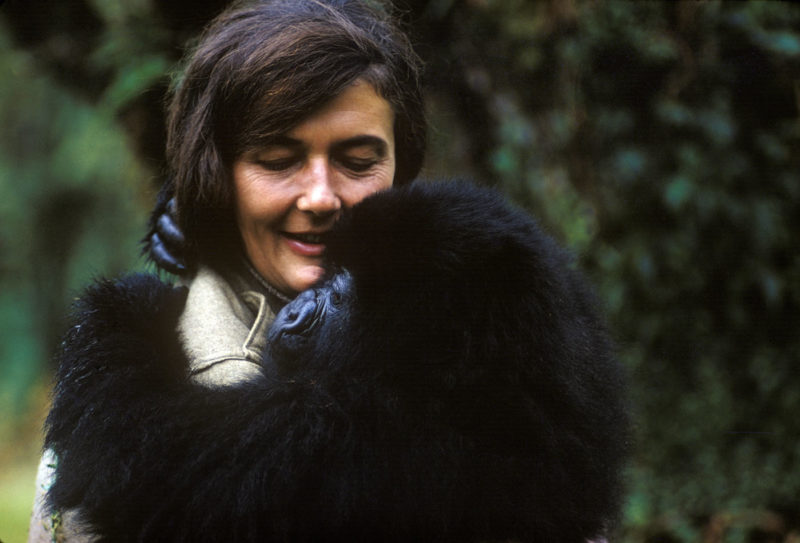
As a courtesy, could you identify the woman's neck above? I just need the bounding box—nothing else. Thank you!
[241,257,294,309]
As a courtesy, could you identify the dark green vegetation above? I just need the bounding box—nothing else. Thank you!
[1,1,798,541]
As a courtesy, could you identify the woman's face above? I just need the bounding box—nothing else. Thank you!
[233,80,396,296]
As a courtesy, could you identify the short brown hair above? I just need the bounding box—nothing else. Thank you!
[167,0,426,268]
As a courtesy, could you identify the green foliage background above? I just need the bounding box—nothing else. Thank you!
[1,1,799,541]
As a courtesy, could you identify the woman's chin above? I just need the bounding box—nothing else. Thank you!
[286,264,327,295]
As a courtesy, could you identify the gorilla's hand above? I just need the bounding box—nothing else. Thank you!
[267,271,352,369]
[142,188,187,275]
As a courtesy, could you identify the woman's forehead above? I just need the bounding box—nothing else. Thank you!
[268,81,395,148]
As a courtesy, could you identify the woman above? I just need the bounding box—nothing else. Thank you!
[29,0,424,539]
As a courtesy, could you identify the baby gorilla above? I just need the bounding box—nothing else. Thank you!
[45,181,628,543]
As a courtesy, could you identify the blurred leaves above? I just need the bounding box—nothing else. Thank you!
[0,25,149,414]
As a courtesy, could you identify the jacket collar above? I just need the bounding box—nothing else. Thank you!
[177,262,289,385]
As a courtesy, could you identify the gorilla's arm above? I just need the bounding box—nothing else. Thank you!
[45,274,473,543]
[44,275,350,542]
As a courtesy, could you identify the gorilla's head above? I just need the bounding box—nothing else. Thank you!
[266,180,560,381]
[266,179,618,429]
[260,180,628,541]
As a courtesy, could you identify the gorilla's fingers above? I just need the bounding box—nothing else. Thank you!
[157,203,185,246]
[146,196,188,275]
[150,233,187,275]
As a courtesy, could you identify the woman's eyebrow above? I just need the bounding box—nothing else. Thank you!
[331,135,388,156]
[259,135,388,155]
[261,135,304,149]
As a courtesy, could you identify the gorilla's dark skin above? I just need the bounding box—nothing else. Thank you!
[46,181,629,542]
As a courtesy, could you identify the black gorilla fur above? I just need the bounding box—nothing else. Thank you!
[45,180,628,542]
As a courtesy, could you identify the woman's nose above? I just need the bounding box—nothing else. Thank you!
[296,160,341,217]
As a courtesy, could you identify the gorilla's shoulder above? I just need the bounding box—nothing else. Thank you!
[59,273,187,375]
[46,274,190,520]
[72,273,186,332]
[340,179,527,238]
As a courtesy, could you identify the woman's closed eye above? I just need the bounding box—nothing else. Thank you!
[256,157,299,172]
[339,156,380,173]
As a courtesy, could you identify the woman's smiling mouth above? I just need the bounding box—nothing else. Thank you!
[284,232,325,244]
[282,231,328,257]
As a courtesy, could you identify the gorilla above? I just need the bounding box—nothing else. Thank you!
[45,180,628,542]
